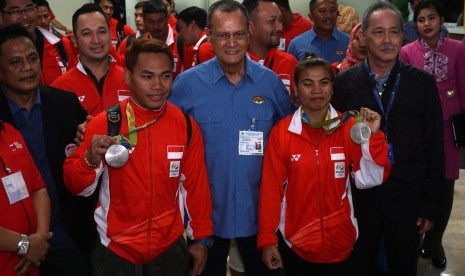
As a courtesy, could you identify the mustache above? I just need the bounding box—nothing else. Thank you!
[379,45,396,51]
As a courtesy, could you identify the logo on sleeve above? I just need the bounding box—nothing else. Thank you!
[291,154,301,162]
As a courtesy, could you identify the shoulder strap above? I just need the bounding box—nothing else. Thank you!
[116,21,125,44]
[54,40,68,68]
[107,103,122,136]
[126,34,135,48]
[196,39,208,65]
[183,110,192,149]
[176,35,184,65]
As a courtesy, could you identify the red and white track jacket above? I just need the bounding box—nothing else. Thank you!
[63,99,213,264]
[258,105,391,263]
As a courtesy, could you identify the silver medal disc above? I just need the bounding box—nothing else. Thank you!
[105,144,129,168]
[350,122,371,144]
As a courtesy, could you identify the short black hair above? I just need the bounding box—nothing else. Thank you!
[94,0,115,6]
[309,0,338,13]
[72,3,107,35]
[125,38,173,72]
[0,0,36,10]
[242,0,276,20]
[135,0,149,9]
[0,24,35,57]
[177,6,207,30]
[274,0,290,11]
[35,0,50,10]
[143,0,168,17]
[206,0,249,28]
[414,0,444,22]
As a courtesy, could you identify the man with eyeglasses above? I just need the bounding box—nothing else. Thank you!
[170,1,293,275]
[288,0,349,63]
[0,0,77,85]
[95,0,134,50]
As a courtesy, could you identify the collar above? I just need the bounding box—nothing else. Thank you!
[4,86,41,116]
[309,27,339,42]
[211,57,255,84]
[37,26,61,45]
[288,104,339,135]
[247,48,277,68]
[193,33,207,50]
[76,55,117,75]
[364,58,402,93]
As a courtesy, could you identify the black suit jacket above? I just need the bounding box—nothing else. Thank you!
[0,85,97,254]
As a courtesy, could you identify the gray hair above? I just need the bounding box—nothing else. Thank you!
[361,1,403,33]
[206,0,249,28]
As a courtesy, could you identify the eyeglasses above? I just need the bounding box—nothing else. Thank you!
[212,31,248,41]
[1,6,37,18]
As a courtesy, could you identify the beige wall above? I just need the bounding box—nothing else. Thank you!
[47,0,379,32]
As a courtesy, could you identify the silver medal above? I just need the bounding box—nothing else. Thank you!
[105,144,129,168]
[350,122,371,144]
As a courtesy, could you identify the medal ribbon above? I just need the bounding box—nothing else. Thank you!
[301,109,357,135]
[113,100,167,148]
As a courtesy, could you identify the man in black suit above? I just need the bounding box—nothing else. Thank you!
[0,24,95,276]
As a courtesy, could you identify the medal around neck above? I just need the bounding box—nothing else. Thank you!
[105,144,129,168]
[350,113,371,145]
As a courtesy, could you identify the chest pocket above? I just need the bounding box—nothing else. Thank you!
[247,106,274,139]
[195,108,225,144]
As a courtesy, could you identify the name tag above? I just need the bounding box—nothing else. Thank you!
[2,171,29,205]
[278,38,286,51]
[239,130,263,156]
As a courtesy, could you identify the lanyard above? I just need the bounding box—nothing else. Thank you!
[301,110,355,135]
[0,155,12,175]
[113,100,167,148]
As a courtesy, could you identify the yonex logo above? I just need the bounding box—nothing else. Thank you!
[291,154,301,161]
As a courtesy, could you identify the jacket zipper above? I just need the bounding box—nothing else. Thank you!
[315,148,326,261]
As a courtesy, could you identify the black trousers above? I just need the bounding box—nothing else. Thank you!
[349,187,422,276]
[92,238,191,276]
[278,232,350,276]
[40,247,91,276]
[421,179,455,259]
[202,235,280,276]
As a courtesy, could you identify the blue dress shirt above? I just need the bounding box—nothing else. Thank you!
[288,27,350,63]
[170,58,293,238]
[6,88,75,252]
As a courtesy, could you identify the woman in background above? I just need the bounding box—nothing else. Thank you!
[338,23,367,71]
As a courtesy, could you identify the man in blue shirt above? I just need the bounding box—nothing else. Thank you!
[288,0,349,62]
[170,1,293,275]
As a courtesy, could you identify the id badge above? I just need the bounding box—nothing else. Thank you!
[278,38,286,51]
[238,130,264,156]
[388,143,395,165]
[2,171,30,205]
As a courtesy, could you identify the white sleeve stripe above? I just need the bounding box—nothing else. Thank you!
[78,164,104,197]
[354,141,385,189]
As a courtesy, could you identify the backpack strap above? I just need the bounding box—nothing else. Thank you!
[54,40,68,68]
[176,35,184,65]
[126,34,135,49]
[183,110,192,149]
[107,103,122,136]
[116,21,125,45]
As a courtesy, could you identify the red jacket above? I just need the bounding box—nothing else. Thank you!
[37,27,77,85]
[281,13,312,52]
[63,99,213,264]
[248,48,298,97]
[258,106,391,263]
[51,57,128,117]
[0,121,45,276]
[109,18,135,50]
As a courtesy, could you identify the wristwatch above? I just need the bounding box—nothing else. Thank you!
[17,234,29,256]
[195,237,214,248]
